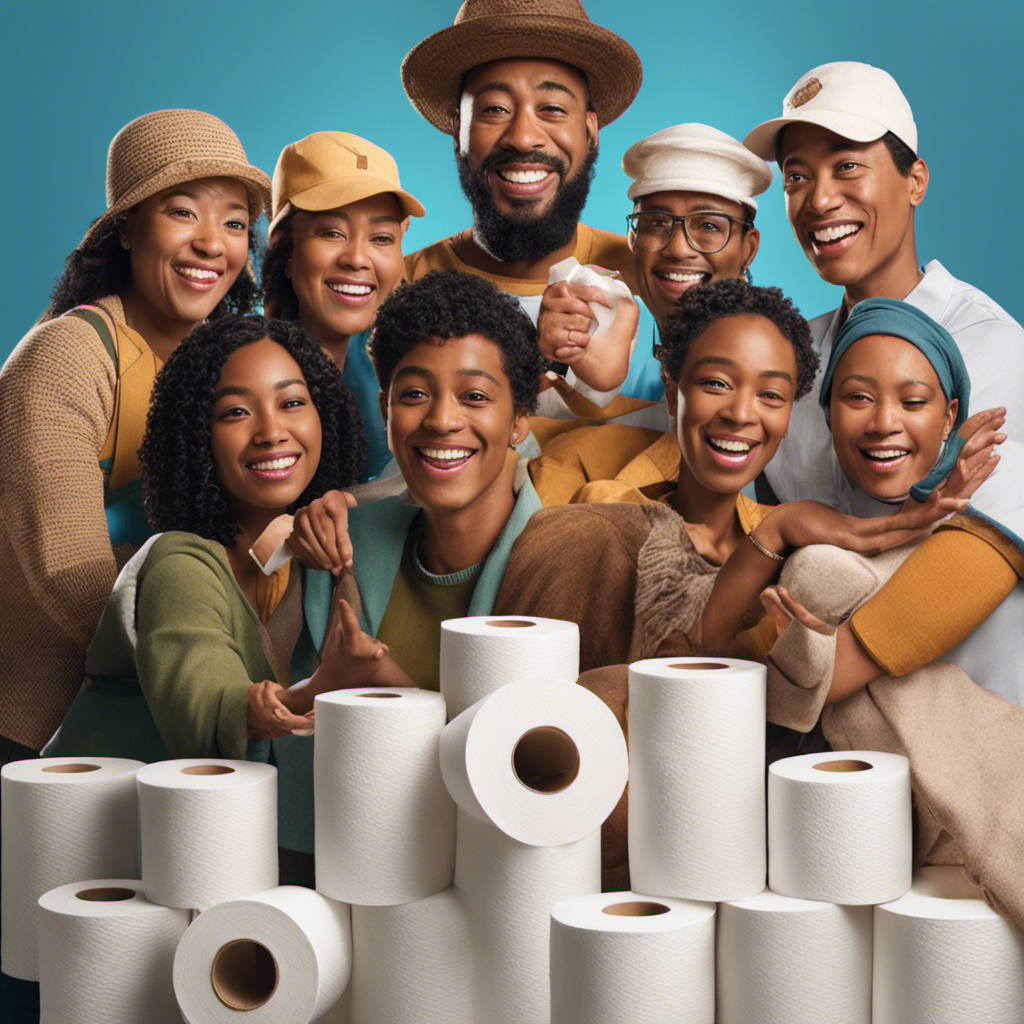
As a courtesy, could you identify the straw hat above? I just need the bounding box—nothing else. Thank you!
[268,131,425,240]
[401,0,642,132]
[79,109,272,249]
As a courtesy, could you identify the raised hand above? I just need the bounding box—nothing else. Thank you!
[287,489,358,575]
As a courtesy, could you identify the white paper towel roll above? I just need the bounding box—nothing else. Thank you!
[768,750,912,904]
[439,616,579,720]
[440,678,626,847]
[314,688,454,905]
[628,658,766,901]
[550,891,716,1024]
[37,879,189,1024]
[547,256,635,338]
[173,885,351,1024]
[454,807,601,1024]
[350,888,472,1024]
[873,867,1024,1023]
[1,756,141,980]
[717,888,872,1024]
[137,759,278,909]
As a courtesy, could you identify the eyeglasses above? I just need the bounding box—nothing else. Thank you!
[626,211,753,254]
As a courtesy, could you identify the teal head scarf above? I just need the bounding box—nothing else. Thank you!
[819,297,969,502]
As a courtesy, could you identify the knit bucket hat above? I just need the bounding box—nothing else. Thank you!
[401,0,642,132]
[79,109,272,249]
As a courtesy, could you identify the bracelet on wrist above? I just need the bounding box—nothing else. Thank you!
[748,530,785,562]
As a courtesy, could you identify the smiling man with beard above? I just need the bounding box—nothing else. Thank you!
[401,0,642,413]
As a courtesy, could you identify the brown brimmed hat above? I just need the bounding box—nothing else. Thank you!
[401,0,642,132]
[79,109,272,249]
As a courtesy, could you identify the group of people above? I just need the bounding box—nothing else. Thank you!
[3,0,1023,1012]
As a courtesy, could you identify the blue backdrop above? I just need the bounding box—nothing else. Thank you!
[4,0,1022,357]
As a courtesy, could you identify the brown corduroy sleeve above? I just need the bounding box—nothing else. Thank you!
[850,529,1018,677]
[0,315,118,648]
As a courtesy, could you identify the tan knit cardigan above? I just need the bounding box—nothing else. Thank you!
[0,296,139,749]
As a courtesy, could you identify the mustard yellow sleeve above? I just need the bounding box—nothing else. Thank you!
[728,614,779,663]
[850,529,1018,676]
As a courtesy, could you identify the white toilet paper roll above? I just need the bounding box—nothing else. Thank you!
[440,678,626,847]
[37,879,189,1024]
[628,658,766,901]
[454,808,601,1024]
[873,867,1024,1023]
[1,756,141,980]
[547,257,635,338]
[173,886,351,1024]
[350,888,472,1024]
[439,616,579,720]
[315,688,454,905]
[717,888,872,1024]
[550,891,716,1024]
[768,751,912,904]
[138,759,278,909]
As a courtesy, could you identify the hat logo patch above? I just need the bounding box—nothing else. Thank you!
[792,78,822,107]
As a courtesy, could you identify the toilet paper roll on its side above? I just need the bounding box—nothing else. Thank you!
[455,808,601,1024]
[315,688,454,905]
[138,759,278,910]
[439,616,579,720]
[547,257,635,338]
[173,886,352,1024]
[440,678,627,847]
[38,879,189,1024]
[628,658,766,901]
[550,891,716,1024]
[717,888,872,1024]
[768,751,912,905]
[1,756,141,981]
[873,867,1024,1023]
[350,888,472,1024]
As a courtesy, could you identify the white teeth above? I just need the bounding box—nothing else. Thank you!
[177,266,219,281]
[498,169,549,184]
[812,224,859,243]
[708,437,753,453]
[419,448,473,461]
[863,449,909,461]
[659,272,705,283]
[328,283,373,295]
[249,456,298,471]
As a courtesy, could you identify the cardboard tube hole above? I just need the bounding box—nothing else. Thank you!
[512,726,580,794]
[485,619,536,628]
[75,887,136,902]
[359,693,402,698]
[181,765,235,776]
[668,662,729,671]
[603,901,671,917]
[813,759,873,773]
[212,940,278,1011]
[41,763,101,773]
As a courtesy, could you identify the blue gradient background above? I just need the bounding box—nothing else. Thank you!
[4,0,1022,358]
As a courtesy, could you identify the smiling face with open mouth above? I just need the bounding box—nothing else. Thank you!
[382,333,528,520]
[670,314,798,499]
[780,123,927,300]
[632,191,759,325]
[210,337,322,534]
[287,194,405,349]
[829,333,956,502]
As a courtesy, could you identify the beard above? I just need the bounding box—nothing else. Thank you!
[456,144,598,262]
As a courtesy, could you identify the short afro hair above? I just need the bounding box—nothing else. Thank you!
[657,277,819,400]
[140,315,366,546]
[368,269,546,412]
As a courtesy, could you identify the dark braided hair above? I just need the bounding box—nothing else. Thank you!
[261,211,300,320]
[44,220,261,321]
[368,268,546,412]
[658,277,819,400]
[140,315,365,546]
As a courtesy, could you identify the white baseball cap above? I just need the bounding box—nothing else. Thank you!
[623,123,773,213]
[744,62,918,161]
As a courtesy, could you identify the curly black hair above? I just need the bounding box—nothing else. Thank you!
[44,219,262,321]
[261,211,299,320]
[140,315,366,546]
[368,268,546,412]
[658,277,819,400]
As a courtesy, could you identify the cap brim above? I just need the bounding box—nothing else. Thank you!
[627,176,763,212]
[401,16,642,131]
[744,110,888,161]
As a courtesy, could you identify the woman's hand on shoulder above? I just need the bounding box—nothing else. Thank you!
[287,490,358,575]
